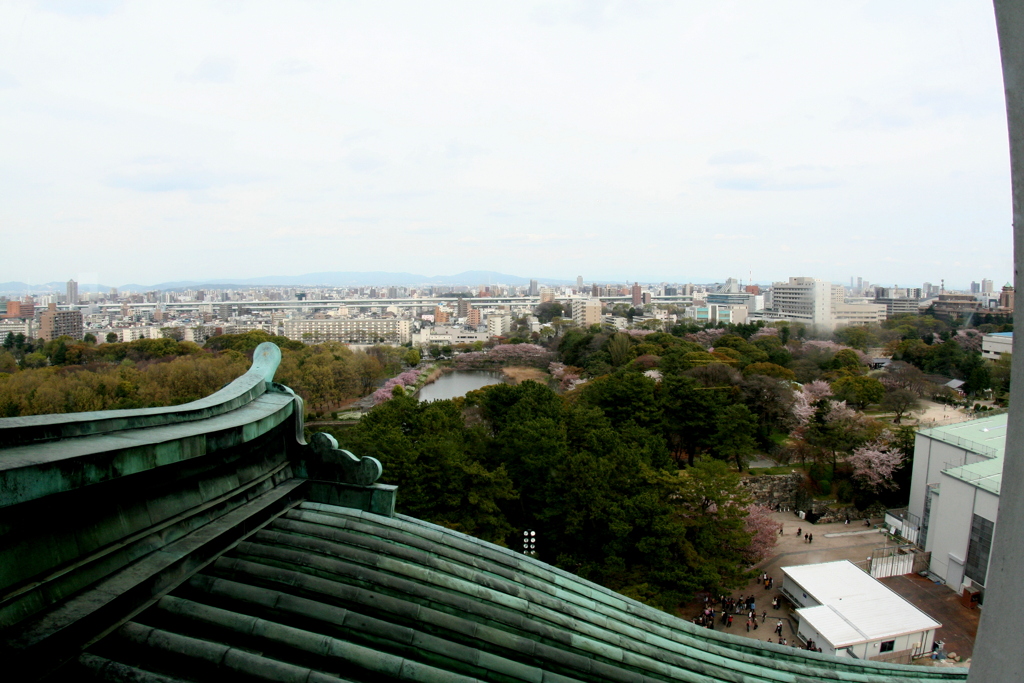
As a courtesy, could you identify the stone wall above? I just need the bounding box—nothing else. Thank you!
[739,473,802,510]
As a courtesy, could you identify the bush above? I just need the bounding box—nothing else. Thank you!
[818,479,832,496]
[836,480,854,503]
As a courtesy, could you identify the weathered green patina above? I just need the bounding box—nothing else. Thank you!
[0,343,967,682]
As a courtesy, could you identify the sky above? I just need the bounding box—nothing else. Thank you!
[0,0,1013,289]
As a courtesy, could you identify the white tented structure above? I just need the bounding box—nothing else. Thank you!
[780,561,941,663]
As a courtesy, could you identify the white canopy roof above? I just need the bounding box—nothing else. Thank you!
[783,560,941,648]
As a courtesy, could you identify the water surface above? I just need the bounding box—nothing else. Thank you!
[417,370,505,401]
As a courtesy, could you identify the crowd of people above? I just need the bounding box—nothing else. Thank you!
[691,576,824,653]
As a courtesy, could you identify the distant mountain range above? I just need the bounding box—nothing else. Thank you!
[0,270,579,294]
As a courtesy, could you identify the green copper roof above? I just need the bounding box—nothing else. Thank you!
[0,343,968,682]
[918,413,1007,459]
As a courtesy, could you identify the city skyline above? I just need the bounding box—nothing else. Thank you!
[0,2,1012,286]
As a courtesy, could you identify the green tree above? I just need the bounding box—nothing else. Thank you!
[105,332,119,344]
[830,375,885,409]
[713,404,759,471]
[881,388,920,424]
[606,333,634,367]
[83,333,97,344]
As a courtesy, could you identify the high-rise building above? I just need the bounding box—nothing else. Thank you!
[571,299,602,327]
[466,309,481,326]
[539,288,556,304]
[66,279,78,306]
[528,279,539,296]
[39,303,84,341]
[764,277,832,329]
[576,275,584,291]
[457,299,472,318]
[982,279,994,293]
[631,282,642,307]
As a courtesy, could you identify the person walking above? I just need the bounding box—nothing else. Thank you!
[762,610,767,623]
[809,533,813,543]
[746,619,751,632]
[804,533,809,543]
[727,614,733,628]
[796,527,802,537]
[776,620,783,636]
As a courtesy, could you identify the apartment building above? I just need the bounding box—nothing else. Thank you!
[38,305,84,341]
[571,298,602,327]
[283,318,411,344]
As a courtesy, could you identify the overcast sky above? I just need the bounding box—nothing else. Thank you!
[0,1,1012,289]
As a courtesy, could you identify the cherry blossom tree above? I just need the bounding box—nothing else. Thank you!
[454,344,555,370]
[791,380,833,425]
[847,430,905,491]
[372,369,422,405]
[744,504,782,563]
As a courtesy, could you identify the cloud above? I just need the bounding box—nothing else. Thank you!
[278,59,313,76]
[36,0,121,17]
[106,157,255,192]
[500,232,571,245]
[0,70,17,88]
[840,98,913,130]
[708,150,767,166]
[346,150,385,173]
[445,140,486,159]
[713,233,753,241]
[183,56,235,84]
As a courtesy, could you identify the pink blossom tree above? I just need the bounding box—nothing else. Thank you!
[848,431,905,491]
[791,380,833,425]
[744,504,782,563]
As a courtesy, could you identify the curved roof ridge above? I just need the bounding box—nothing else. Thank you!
[293,502,960,681]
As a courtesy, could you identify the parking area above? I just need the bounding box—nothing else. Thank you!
[683,512,978,665]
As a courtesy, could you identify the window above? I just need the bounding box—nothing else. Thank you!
[965,514,995,586]
[879,640,895,653]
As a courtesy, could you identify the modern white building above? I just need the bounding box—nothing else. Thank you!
[981,332,1012,360]
[832,302,887,327]
[683,304,748,325]
[412,325,489,347]
[486,313,512,338]
[781,561,940,663]
[908,414,1005,595]
[762,277,833,329]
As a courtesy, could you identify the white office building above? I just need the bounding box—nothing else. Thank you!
[981,332,1012,360]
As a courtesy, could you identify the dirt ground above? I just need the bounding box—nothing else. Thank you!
[501,366,548,384]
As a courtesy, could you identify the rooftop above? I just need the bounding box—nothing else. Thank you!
[917,412,1007,459]
[784,561,941,648]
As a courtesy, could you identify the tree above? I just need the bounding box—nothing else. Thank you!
[606,333,634,367]
[742,362,796,381]
[848,431,905,491]
[881,388,920,424]
[743,504,782,563]
[83,333,97,344]
[804,399,871,478]
[713,404,758,471]
[830,375,885,409]
[403,348,421,366]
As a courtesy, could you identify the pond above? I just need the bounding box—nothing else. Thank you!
[417,370,506,402]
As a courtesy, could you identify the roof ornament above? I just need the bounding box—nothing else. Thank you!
[308,432,383,486]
